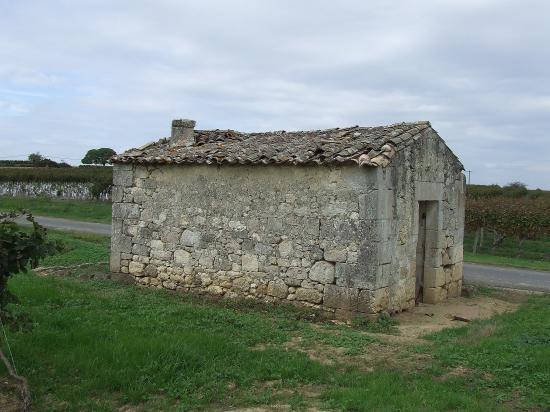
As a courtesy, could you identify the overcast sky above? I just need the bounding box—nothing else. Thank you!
[1,0,549,188]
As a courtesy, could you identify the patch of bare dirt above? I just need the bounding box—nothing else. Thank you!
[0,391,21,412]
[357,341,433,372]
[277,297,518,371]
[0,374,28,412]
[227,382,325,412]
[394,295,518,339]
[436,365,474,381]
[228,404,324,412]
[227,406,292,412]
[283,336,346,366]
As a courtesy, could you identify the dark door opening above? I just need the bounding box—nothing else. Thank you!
[415,202,428,303]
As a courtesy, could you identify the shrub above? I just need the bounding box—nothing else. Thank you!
[467,184,503,199]
[503,181,529,198]
[0,211,60,304]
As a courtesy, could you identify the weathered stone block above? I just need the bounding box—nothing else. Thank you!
[278,240,293,257]
[110,251,121,272]
[323,285,359,310]
[151,250,172,260]
[180,229,201,248]
[416,181,443,201]
[233,277,251,292]
[242,254,259,272]
[285,267,307,280]
[357,288,389,313]
[206,285,224,295]
[424,247,442,267]
[131,243,149,256]
[424,266,446,288]
[129,261,144,275]
[377,189,394,220]
[144,264,158,277]
[111,186,124,202]
[267,280,288,299]
[377,241,392,265]
[150,239,164,250]
[451,262,463,282]
[198,254,214,269]
[294,287,323,304]
[113,203,140,219]
[309,261,335,283]
[112,234,132,254]
[284,277,303,287]
[113,165,133,187]
[442,249,452,266]
[447,281,460,298]
[323,248,347,263]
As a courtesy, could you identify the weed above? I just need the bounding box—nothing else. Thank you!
[352,312,400,334]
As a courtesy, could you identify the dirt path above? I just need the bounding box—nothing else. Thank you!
[394,295,518,339]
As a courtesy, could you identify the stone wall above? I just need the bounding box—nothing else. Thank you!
[0,181,111,201]
[110,133,464,317]
[380,128,465,309]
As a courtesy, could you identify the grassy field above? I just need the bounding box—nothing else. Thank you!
[40,230,111,266]
[0,196,111,224]
[0,230,549,410]
[463,230,550,271]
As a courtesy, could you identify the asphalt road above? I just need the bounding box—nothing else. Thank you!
[15,215,550,292]
[15,215,112,236]
[463,262,550,293]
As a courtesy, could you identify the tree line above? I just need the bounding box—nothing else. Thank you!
[2,148,117,168]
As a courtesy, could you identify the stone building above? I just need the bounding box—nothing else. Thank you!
[110,119,465,318]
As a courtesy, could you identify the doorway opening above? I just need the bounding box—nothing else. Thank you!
[415,200,439,304]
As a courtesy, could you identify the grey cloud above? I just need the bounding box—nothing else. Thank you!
[0,0,549,187]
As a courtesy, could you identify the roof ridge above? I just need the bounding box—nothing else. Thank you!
[112,121,437,168]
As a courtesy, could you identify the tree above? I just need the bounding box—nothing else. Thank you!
[503,181,528,198]
[81,148,116,166]
[27,152,45,165]
[27,152,64,168]
[505,181,527,189]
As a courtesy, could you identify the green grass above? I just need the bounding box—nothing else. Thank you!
[426,295,550,409]
[0,196,112,224]
[1,274,499,411]
[464,230,550,271]
[40,230,111,266]
[464,252,550,271]
[1,231,548,410]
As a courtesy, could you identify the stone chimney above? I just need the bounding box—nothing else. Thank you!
[171,119,196,146]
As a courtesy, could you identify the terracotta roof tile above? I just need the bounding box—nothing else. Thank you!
[112,121,434,167]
